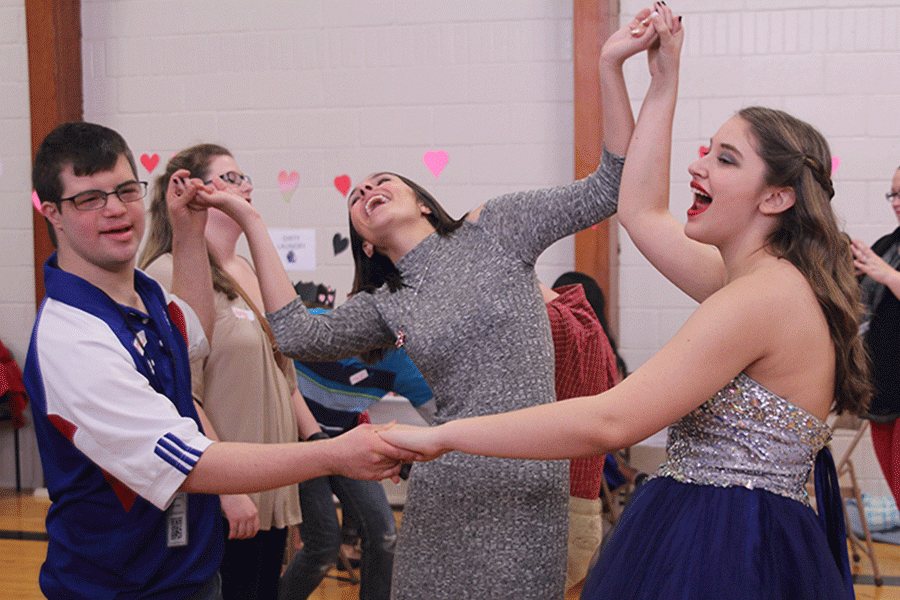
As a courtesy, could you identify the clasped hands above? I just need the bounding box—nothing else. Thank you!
[377,422,446,462]
[330,422,446,483]
[165,169,260,232]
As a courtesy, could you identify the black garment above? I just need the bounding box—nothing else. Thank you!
[220,521,288,600]
[862,226,900,422]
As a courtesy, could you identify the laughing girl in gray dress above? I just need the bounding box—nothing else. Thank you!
[201,17,643,597]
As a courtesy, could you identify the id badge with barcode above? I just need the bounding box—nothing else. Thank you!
[166,491,188,547]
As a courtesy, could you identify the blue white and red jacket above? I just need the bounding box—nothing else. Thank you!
[24,254,222,599]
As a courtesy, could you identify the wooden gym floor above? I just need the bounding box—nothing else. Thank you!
[1,489,898,599]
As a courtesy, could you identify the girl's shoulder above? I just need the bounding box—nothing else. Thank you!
[704,258,819,330]
[735,257,811,299]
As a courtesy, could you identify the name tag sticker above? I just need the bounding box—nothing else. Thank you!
[232,307,255,321]
[349,369,369,386]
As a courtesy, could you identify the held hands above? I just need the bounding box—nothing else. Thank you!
[642,2,684,84]
[602,3,683,80]
[601,7,659,67]
[852,239,899,284]
[326,423,424,482]
[166,169,211,238]
[193,175,262,229]
[377,423,449,462]
[219,494,261,540]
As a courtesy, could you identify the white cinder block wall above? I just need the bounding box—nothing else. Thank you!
[1,1,898,500]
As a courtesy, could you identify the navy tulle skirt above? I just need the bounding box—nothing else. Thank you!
[581,476,854,599]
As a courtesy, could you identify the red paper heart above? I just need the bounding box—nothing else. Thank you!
[140,153,160,173]
[699,146,710,158]
[334,175,351,196]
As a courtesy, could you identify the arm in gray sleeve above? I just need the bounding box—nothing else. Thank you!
[267,293,395,361]
[477,147,625,265]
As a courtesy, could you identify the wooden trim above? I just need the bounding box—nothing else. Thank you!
[573,0,618,338]
[26,0,83,306]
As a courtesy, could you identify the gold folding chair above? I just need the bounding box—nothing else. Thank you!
[832,416,883,587]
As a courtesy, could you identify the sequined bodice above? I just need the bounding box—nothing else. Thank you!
[656,373,831,505]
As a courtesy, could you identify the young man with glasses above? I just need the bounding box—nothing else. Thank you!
[24,122,416,600]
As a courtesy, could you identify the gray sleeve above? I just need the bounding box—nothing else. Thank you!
[477,147,625,265]
[266,294,395,361]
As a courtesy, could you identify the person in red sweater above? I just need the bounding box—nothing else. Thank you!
[541,281,618,590]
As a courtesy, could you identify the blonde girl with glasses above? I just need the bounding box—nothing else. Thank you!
[140,144,323,600]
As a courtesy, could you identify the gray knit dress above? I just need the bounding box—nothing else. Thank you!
[268,150,624,599]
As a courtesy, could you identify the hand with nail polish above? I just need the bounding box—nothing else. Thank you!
[600,6,659,68]
[165,168,210,240]
[645,1,684,85]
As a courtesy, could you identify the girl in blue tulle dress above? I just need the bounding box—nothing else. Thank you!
[381,4,868,599]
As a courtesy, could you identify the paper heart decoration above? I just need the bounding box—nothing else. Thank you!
[140,153,159,173]
[33,190,41,211]
[333,233,349,255]
[424,150,449,178]
[334,175,351,196]
[278,171,299,202]
[831,156,840,175]
[699,145,709,158]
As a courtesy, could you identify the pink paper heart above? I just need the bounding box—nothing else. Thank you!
[33,190,42,211]
[831,156,840,175]
[279,171,299,192]
[424,151,449,178]
[279,171,299,202]
[334,175,351,196]
[140,153,159,173]
[699,145,710,158]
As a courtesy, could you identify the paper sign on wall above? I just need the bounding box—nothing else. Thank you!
[268,228,316,271]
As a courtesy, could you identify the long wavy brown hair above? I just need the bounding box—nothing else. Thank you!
[740,106,870,415]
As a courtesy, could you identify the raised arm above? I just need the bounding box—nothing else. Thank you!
[616,6,726,303]
[599,6,661,156]
[196,182,298,313]
[168,171,215,339]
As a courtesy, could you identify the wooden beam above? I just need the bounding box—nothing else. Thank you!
[26,0,83,306]
[573,0,619,338]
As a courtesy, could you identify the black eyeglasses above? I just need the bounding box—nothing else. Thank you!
[58,181,148,211]
[887,191,900,202]
[204,171,252,187]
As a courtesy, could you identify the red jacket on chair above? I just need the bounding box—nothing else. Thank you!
[0,339,28,428]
